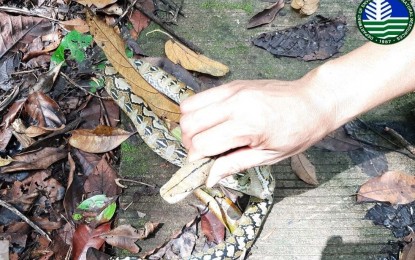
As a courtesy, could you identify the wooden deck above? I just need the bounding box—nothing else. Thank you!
[117,0,415,259]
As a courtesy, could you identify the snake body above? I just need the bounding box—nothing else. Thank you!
[105,59,275,259]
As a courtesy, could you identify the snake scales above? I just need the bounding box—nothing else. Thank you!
[105,59,275,259]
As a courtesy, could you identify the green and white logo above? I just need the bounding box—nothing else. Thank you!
[356,0,414,44]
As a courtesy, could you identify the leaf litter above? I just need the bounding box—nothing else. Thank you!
[1,0,413,259]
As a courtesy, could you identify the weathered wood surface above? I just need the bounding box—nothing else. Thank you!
[117,0,415,259]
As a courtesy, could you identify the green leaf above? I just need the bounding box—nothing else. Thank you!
[96,202,117,223]
[125,47,133,58]
[51,30,93,65]
[77,194,108,210]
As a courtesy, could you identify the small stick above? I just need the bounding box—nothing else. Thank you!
[0,199,51,241]
[115,178,156,188]
[128,0,202,53]
[60,72,111,100]
[0,6,59,22]
[116,0,139,24]
[384,127,415,155]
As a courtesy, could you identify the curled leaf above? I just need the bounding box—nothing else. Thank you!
[165,40,229,77]
[247,0,285,28]
[291,153,318,185]
[69,125,133,153]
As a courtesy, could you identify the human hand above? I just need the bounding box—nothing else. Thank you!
[180,77,336,187]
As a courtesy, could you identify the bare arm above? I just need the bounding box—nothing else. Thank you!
[180,30,415,187]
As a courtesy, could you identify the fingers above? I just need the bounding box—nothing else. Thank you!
[205,148,280,187]
[180,101,230,149]
[180,82,239,114]
[186,120,253,162]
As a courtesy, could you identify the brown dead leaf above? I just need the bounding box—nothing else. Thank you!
[75,0,117,9]
[199,206,225,243]
[60,18,90,33]
[86,11,181,122]
[1,147,67,173]
[2,99,26,128]
[84,157,121,197]
[165,40,229,77]
[247,0,285,28]
[25,92,66,128]
[291,153,318,185]
[129,10,151,40]
[291,0,320,15]
[0,128,13,151]
[99,223,158,253]
[357,171,415,204]
[72,223,111,260]
[401,241,415,260]
[0,156,13,166]
[22,31,61,62]
[69,125,132,153]
[0,12,53,59]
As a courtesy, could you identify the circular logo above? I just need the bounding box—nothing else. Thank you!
[356,0,414,44]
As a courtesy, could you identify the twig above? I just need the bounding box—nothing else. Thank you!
[0,6,59,22]
[0,199,51,241]
[11,69,38,76]
[384,127,415,155]
[115,178,156,188]
[60,72,111,100]
[116,0,139,24]
[128,0,202,53]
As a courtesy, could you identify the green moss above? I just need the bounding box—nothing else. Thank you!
[200,0,254,14]
[120,141,149,174]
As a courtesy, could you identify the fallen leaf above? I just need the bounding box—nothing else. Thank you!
[349,148,388,177]
[2,99,26,128]
[22,31,62,62]
[0,156,13,166]
[0,147,67,173]
[401,241,415,260]
[72,223,111,260]
[253,16,347,61]
[100,223,158,253]
[25,92,66,128]
[75,0,117,9]
[23,124,65,138]
[86,11,181,122]
[129,10,151,40]
[79,97,120,129]
[291,0,320,15]
[314,127,362,151]
[69,125,133,153]
[60,18,90,33]
[199,207,225,244]
[247,0,285,28]
[290,153,318,185]
[0,12,53,59]
[84,157,122,197]
[144,218,197,259]
[165,39,229,77]
[357,171,415,204]
[0,128,13,151]
[72,149,102,176]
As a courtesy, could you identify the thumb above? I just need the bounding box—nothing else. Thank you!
[206,148,274,187]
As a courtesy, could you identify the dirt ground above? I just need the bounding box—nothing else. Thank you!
[117,0,415,259]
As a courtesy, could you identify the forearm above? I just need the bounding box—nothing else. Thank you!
[305,30,415,132]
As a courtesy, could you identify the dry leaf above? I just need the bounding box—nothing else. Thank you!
[314,127,362,151]
[0,156,13,167]
[100,223,158,253]
[129,10,150,40]
[291,153,318,185]
[291,0,320,15]
[357,171,415,204]
[72,223,111,260]
[199,206,225,243]
[69,125,133,153]
[60,18,89,33]
[23,125,65,138]
[247,0,285,28]
[401,241,415,260]
[25,92,66,128]
[84,157,121,196]
[165,40,229,77]
[75,0,117,9]
[0,147,67,173]
[86,11,181,122]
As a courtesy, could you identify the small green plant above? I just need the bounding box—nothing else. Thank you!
[89,78,105,93]
[51,30,93,65]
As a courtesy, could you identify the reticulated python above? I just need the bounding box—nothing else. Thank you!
[105,59,275,259]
